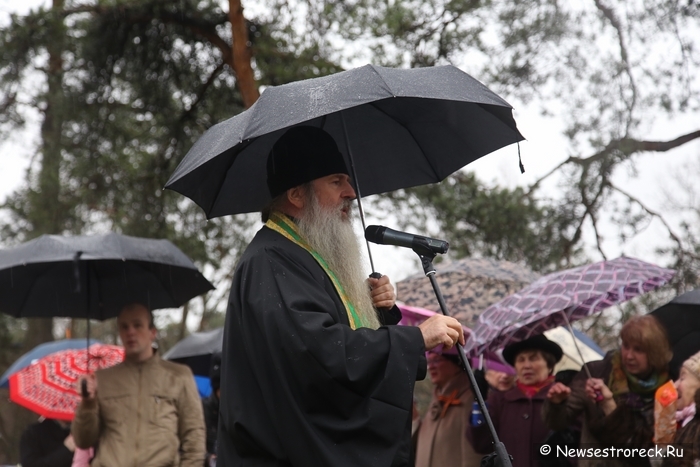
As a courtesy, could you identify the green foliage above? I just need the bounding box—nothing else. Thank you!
[381,171,584,272]
[0,0,350,339]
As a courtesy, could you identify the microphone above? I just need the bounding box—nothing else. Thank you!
[365,225,449,255]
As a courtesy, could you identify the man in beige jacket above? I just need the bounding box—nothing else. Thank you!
[72,303,205,467]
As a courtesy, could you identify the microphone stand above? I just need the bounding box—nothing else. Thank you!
[412,239,513,467]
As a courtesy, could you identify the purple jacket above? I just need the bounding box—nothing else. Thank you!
[468,383,554,467]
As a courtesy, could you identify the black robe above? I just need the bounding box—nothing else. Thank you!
[218,226,427,466]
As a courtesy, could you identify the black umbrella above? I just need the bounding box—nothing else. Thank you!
[650,288,700,380]
[0,232,214,320]
[163,327,223,376]
[0,232,214,397]
[165,64,524,219]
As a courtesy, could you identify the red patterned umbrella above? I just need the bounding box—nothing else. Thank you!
[8,343,124,420]
[467,256,675,357]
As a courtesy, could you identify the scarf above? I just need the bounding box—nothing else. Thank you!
[606,350,676,444]
[428,372,470,420]
[676,403,697,428]
[265,212,364,330]
[607,350,668,400]
[516,375,554,398]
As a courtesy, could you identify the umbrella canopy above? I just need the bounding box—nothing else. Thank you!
[397,302,602,373]
[650,287,700,379]
[397,257,539,327]
[165,64,524,218]
[467,256,675,357]
[398,303,473,340]
[0,338,101,388]
[163,327,223,376]
[398,303,510,371]
[543,327,604,372]
[8,343,124,421]
[0,232,215,320]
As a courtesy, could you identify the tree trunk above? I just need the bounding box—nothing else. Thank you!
[198,295,211,331]
[228,0,259,108]
[22,0,68,353]
[178,302,190,341]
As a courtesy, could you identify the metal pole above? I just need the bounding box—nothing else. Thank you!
[561,311,593,379]
[417,246,513,467]
[339,111,376,273]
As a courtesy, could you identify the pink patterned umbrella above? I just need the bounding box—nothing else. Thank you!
[397,303,514,371]
[467,256,675,357]
[398,303,474,340]
[9,343,124,421]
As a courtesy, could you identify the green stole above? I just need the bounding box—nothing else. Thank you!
[265,212,364,330]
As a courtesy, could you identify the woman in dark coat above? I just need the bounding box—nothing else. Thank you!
[468,334,563,467]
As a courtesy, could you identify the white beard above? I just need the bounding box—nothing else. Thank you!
[295,191,381,330]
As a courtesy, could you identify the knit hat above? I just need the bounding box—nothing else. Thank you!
[682,350,700,381]
[266,126,349,198]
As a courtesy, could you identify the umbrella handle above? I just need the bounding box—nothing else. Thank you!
[81,379,89,398]
[560,312,603,401]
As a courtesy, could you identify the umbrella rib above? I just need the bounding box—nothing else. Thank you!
[206,139,256,217]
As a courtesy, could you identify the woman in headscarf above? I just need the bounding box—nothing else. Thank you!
[662,350,700,467]
[468,334,563,467]
[544,315,673,467]
[413,348,482,467]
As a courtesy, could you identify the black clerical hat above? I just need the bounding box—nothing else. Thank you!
[266,126,349,198]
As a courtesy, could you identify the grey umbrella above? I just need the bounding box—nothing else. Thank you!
[163,327,223,376]
[165,64,524,219]
[0,232,214,320]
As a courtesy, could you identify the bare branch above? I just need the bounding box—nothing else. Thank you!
[589,210,608,259]
[610,183,685,250]
[527,130,700,199]
[179,62,225,125]
[579,175,608,259]
[526,157,572,194]
[571,130,700,167]
[592,0,637,130]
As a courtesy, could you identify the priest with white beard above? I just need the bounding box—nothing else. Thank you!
[217,126,465,467]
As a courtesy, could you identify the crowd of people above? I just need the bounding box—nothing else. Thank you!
[15,126,700,467]
[411,315,700,467]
